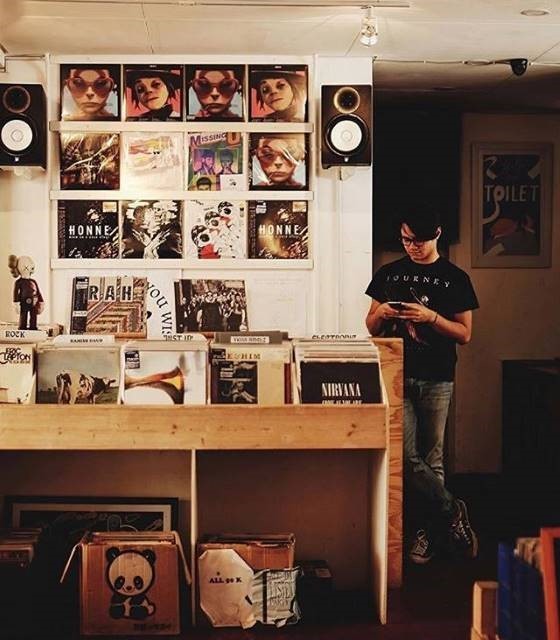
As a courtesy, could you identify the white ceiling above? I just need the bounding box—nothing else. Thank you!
[2,0,560,109]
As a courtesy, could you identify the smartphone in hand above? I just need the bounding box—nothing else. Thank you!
[387,301,408,312]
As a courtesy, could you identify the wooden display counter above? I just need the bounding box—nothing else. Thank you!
[0,338,403,624]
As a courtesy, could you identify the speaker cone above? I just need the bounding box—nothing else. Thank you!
[333,86,361,114]
[1,119,34,153]
[2,85,31,114]
[325,114,368,156]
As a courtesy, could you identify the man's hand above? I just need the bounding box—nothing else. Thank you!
[398,302,437,324]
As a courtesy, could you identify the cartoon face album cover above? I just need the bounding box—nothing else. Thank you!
[124,64,183,121]
[60,133,120,190]
[249,64,308,123]
[249,133,307,190]
[60,64,121,121]
[187,132,244,192]
[248,200,308,259]
[122,132,183,190]
[185,64,245,121]
[186,200,246,260]
[58,200,119,259]
[174,279,248,333]
[121,199,183,259]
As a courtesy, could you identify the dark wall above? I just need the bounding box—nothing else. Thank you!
[373,108,462,251]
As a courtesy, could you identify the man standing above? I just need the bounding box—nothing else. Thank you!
[365,209,479,564]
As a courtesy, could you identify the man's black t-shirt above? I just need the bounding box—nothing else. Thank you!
[365,256,479,381]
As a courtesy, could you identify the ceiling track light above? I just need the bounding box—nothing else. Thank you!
[360,5,378,47]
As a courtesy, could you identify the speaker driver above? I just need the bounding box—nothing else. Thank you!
[1,119,34,153]
[326,115,367,156]
[2,85,32,114]
[333,86,361,114]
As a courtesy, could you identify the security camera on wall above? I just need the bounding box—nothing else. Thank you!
[321,84,372,168]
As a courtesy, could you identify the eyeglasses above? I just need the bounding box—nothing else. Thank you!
[192,77,239,98]
[66,76,115,98]
[400,235,428,247]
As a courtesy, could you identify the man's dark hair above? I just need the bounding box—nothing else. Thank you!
[197,176,212,188]
[400,206,442,241]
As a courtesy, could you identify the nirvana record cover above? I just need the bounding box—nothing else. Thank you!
[121,200,183,259]
[248,200,308,259]
[124,64,183,121]
[186,200,246,259]
[60,64,121,121]
[122,132,183,190]
[249,133,308,190]
[36,347,120,404]
[58,200,119,259]
[70,275,147,338]
[185,64,245,121]
[187,132,244,192]
[300,361,381,404]
[174,279,248,333]
[123,349,207,405]
[60,133,120,190]
[249,64,308,123]
[212,360,258,404]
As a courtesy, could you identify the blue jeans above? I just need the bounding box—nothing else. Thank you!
[404,378,456,535]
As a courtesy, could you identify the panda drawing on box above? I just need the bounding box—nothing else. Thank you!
[106,547,156,620]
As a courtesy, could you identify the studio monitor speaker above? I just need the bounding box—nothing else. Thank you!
[321,84,372,168]
[0,84,47,168]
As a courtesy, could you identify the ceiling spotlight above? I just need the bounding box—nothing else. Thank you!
[510,58,528,76]
[360,6,378,47]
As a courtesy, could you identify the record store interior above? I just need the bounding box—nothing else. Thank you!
[0,1,559,638]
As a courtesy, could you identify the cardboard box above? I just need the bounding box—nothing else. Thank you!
[198,533,295,570]
[62,531,190,636]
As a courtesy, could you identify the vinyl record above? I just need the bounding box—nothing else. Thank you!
[1,119,34,153]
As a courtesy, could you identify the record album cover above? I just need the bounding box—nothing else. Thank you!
[121,199,183,259]
[60,133,120,190]
[36,346,120,404]
[185,64,245,121]
[124,64,183,121]
[212,360,258,404]
[123,347,207,405]
[186,200,246,259]
[249,64,308,123]
[249,133,307,190]
[174,279,248,333]
[60,64,121,121]
[0,343,34,404]
[58,200,119,259]
[248,200,308,259]
[70,275,147,338]
[300,361,381,404]
[187,132,244,192]
[122,132,183,190]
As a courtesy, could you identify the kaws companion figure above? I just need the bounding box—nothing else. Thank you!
[8,255,44,331]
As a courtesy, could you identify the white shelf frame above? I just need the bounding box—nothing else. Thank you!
[50,190,314,201]
[50,258,314,270]
[51,121,314,134]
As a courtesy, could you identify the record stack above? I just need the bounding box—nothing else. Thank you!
[293,338,382,404]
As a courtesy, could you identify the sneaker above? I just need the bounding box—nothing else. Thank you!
[450,499,478,559]
[408,529,434,564]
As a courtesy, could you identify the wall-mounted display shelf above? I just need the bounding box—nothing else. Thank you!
[51,121,314,134]
[50,258,314,270]
[50,190,314,201]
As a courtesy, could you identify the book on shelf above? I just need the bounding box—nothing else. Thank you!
[121,199,183,259]
[60,133,120,190]
[185,200,247,259]
[0,343,35,404]
[58,200,119,259]
[249,132,308,190]
[185,64,245,121]
[60,64,121,122]
[36,344,121,404]
[123,339,207,405]
[248,64,308,123]
[187,132,245,192]
[124,64,183,121]
[174,279,248,333]
[248,200,308,259]
[122,132,184,190]
[70,275,147,339]
[210,337,292,405]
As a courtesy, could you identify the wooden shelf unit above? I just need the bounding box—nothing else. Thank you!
[0,338,403,625]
